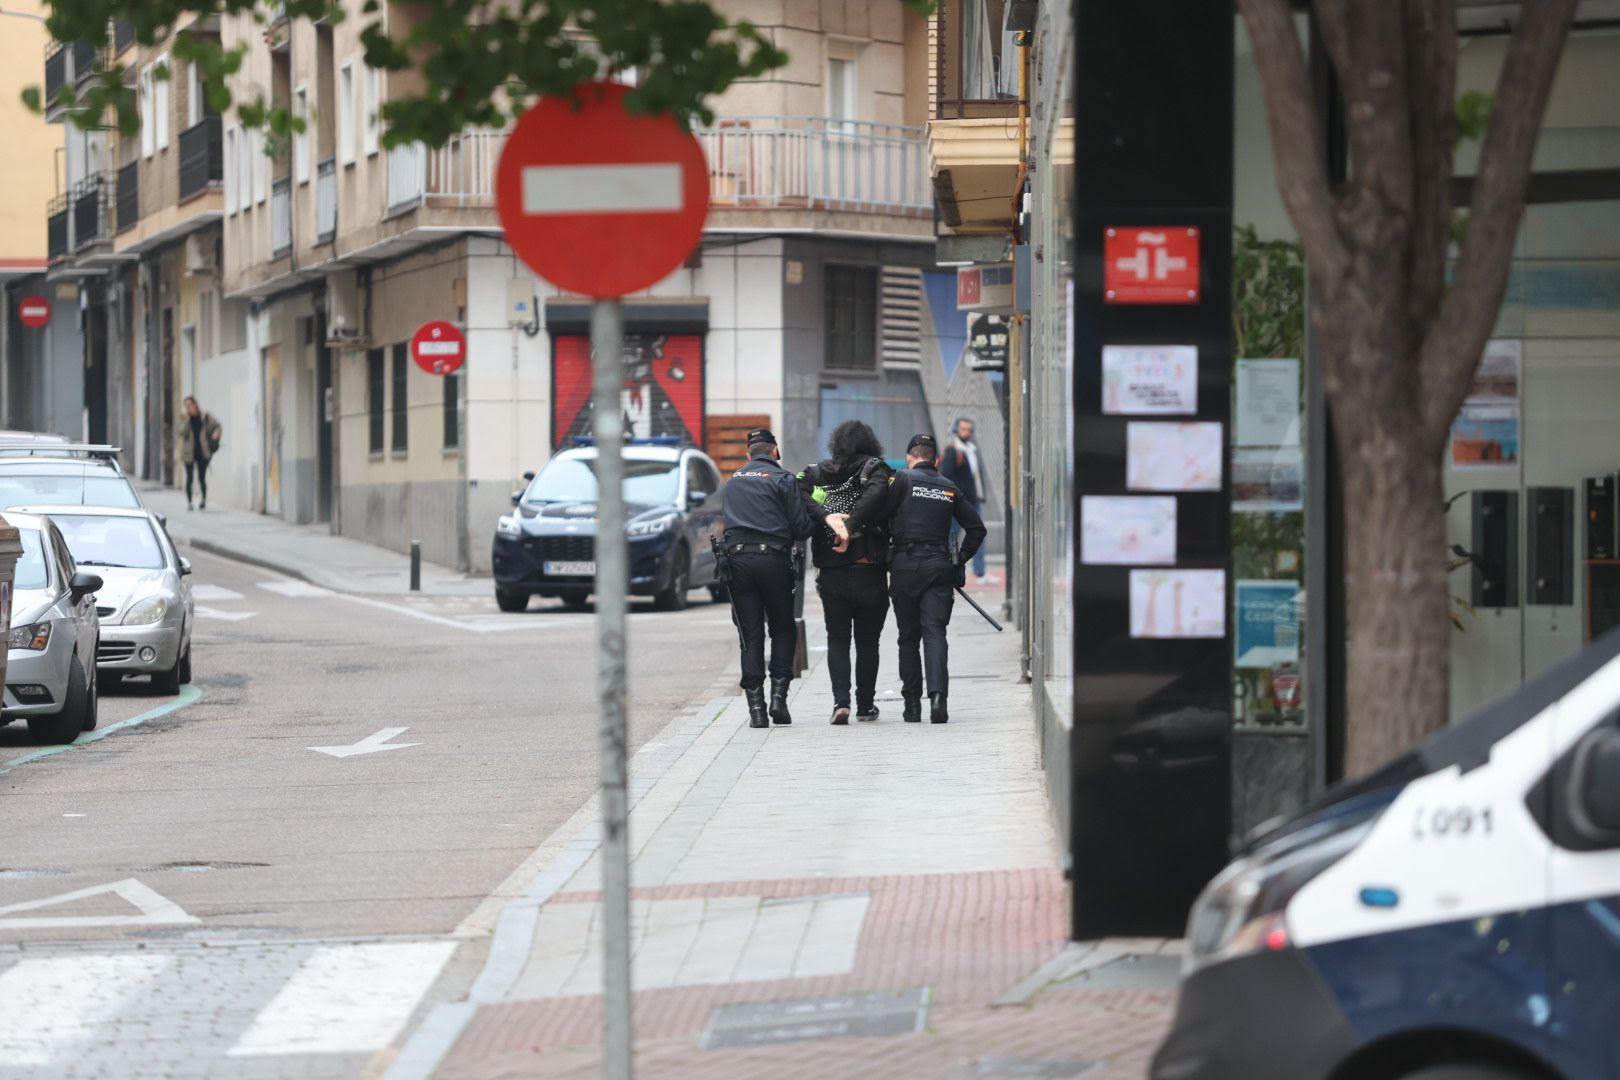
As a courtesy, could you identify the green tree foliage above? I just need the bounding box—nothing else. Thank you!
[28,0,914,145]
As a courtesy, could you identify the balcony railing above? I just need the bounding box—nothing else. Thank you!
[384,118,929,215]
[48,194,70,260]
[70,40,96,86]
[113,18,135,56]
[179,116,224,202]
[44,45,66,108]
[116,160,139,233]
[315,158,337,242]
[72,174,116,252]
[271,178,291,256]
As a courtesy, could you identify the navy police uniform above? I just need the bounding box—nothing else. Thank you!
[883,434,986,723]
[722,428,815,727]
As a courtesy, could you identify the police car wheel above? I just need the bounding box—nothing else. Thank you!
[495,588,531,613]
[561,594,591,611]
[1398,1066,1538,1079]
[655,547,691,612]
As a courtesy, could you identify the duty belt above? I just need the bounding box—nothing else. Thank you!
[728,542,791,556]
[893,539,950,552]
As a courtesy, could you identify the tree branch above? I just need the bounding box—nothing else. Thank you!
[1403,0,1458,336]
[1419,0,1576,444]
[1238,0,1349,288]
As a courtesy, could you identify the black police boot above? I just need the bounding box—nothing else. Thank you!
[830,705,850,726]
[770,680,793,725]
[855,702,880,722]
[902,696,922,723]
[746,687,769,729]
[930,693,949,724]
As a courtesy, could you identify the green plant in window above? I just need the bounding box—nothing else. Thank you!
[1232,225,1305,362]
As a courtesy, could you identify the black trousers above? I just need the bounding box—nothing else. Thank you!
[729,550,796,691]
[890,565,954,699]
[817,563,888,709]
[185,458,209,503]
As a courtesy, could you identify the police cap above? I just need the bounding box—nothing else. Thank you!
[747,427,777,447]
[906,433,938,454]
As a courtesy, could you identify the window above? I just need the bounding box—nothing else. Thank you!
[154,55,171,150]
[338,62,356,166]
[390,343,409,452]
[225,127,238,213]
[186,60,204,128]
[685,457,718,499]
[139,66,154,157]
[827,56,857,130]
[367,348,385,453]
[443,371,460,450]
[293,85,309,183]
[824,265,878,370]
[251,128,266,204]
[362,67,380,156]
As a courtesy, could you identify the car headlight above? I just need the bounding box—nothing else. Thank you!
[8,621,51,651]
[627,514,677,538]
[122,596,170,626]
[1184,817,1374,975]
[496,516,523,538]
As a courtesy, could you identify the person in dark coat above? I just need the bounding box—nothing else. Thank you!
[797,421,893,726]
[938,416,988,582]
[178,396,223,511]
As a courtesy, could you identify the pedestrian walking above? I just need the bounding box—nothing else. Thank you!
[797,421,893,726]
[882,433,985,724]
[721,428,819,729]
[938,416,989,582]
[178,396,223,511]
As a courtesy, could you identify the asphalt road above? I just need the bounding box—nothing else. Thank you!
[0,549,741,943]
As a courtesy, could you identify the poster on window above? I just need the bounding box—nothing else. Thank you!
[1081,495,1177,565]
[1234,579,1302,668]
[1126,422,1223,491]
[1129,569,1225,639]
[1102,345,1198,415]
[552,333,704,450]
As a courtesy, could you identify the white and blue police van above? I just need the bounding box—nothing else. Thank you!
[1152,629,1620,1080]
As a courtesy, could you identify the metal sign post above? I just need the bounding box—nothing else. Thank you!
[590,298,633,1080]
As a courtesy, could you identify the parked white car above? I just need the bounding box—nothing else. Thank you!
[0,513,102,744]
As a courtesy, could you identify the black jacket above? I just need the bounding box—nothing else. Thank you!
[938,441,982,504]
[797,456,892,569]
[723,452,815,547]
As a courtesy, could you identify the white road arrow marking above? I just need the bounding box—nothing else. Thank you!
[0,878,199,931]
[195,605,258,622]
[308,727,420,759]
[522,163,684,214]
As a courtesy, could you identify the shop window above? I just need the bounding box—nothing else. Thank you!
[391,343,409,452]
[825,265,877,371]
[443,371,460,450]
[367,348,385,453]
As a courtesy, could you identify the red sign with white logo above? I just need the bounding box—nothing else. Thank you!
[18,295,51,329]
[1104,227,1200,304]
[494,81,709,300]
[410,320,466,375]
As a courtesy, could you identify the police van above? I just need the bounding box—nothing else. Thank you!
[1152,630,1620,1080]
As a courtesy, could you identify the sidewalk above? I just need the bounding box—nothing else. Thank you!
[395,604,1178,1079]
[142,485,489,596]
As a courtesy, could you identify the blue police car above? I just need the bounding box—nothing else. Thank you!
[1152,629,1620,1080]
[491,439,728,613]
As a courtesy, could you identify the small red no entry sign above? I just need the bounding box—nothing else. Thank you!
[18,296,51,329]
[495,81,709,299]
[410,320,466,375]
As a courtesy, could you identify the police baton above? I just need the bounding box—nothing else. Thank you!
[955,586,1004,631]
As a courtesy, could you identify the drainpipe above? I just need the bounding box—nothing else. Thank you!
[1007,30,1031,663]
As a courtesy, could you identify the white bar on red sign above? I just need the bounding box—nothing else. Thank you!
[21,306,48,317]
[521,164,684,215]
[415,341,461,356]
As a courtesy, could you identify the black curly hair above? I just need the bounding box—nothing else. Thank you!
[827,420,884,466]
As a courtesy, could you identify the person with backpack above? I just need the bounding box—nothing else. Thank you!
[178,396,224,511]
[797,421,893,726]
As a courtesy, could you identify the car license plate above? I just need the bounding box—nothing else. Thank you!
[544,561,596,576]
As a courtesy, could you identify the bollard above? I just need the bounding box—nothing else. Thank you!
[409,540,421,592]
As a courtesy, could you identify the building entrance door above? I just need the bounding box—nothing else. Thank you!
[315,318,333,524]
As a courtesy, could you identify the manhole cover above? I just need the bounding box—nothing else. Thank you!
[129,861,269,874]
[701,987,930,1050]
[956,1056,1100,1078]
[1057,953,1181,991]
[0,868,71,879]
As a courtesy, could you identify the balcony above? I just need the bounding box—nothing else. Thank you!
[72,174,116,253]
[44,44,66,119]
[47,194,70,261]
[271,178,291,257]
[315,158,337,243]
[179,116,224,202]
[116,161,139,234]
[113,18,135,56]
[70,40,97,87]
[933,0,1021,120]
[384,118,930,217]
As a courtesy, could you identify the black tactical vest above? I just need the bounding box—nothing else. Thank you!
[890,465,960,550]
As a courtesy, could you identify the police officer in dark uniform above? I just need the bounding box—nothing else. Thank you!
[722,428,816,728]
[881,433,986,724]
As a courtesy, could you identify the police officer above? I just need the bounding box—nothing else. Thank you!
[880,433,986,724]
[722,428,817,728]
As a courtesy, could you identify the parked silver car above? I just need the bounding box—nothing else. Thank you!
[0,513,102,744]
[0,443,142,511]
[21,506,194,693]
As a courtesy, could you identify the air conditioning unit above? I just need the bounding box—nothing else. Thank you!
[183,233,216,275]
[325,270,365,345]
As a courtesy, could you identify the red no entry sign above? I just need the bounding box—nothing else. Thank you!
[410,320,466,375]
[18,296,51,329]
[1104,227,1200,304]
[495,82,709,299]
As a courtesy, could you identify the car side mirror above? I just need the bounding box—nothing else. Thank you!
[688,490,708,507]
[512,491,524,506]
[179,557,193,577]
[69,571,102,602]
[155,512,168,529]
[523,471,536,482]
[1569,725,1620,843]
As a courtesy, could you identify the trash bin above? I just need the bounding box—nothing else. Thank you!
[0,515,21,699]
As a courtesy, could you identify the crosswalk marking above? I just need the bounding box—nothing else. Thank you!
[190,584,244,602]
[257,580,336,599]
[227,941,454,1057]
[196,604,259,622]
[0,954,173,1064]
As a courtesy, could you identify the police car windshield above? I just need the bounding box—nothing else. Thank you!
[525,457,680,507]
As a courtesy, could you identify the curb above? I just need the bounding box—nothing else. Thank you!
[182,536,334,592]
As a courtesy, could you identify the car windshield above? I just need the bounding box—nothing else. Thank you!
[0,472,139,509]
[13,528,48,590]
[524,458,680,507]
[51,514,166,570]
